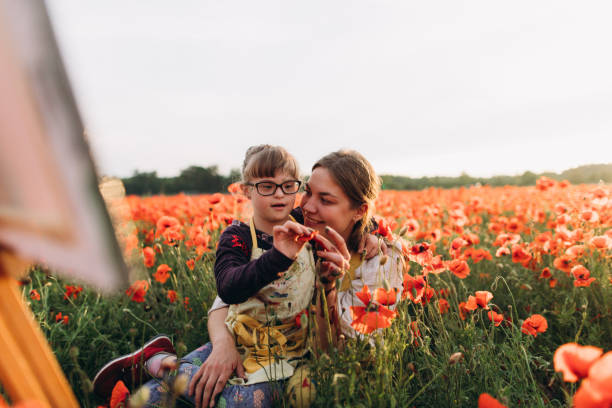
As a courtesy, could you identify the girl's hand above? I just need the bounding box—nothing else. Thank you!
[272,221,315,260]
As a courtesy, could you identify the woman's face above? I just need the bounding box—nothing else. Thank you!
[301,167,365,244]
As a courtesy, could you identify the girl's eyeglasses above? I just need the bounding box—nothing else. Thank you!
[246,180,302,196]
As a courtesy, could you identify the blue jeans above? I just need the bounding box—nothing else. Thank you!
[142,343,283,408]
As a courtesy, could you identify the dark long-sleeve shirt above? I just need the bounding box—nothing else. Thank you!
[214,208,304,304]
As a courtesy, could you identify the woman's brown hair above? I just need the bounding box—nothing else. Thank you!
[312,150,381,253]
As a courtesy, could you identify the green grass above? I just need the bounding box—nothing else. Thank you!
[14,219,612,407]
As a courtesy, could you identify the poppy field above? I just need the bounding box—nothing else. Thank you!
[17,177,612,407]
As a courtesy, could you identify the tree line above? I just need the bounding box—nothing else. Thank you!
[121,163,612,195]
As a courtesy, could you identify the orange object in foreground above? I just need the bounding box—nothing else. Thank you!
[0,258,78,407]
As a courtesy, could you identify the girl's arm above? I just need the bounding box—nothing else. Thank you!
[215,226,294,304]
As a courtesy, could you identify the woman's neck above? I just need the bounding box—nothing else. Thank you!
[251,215,290,235]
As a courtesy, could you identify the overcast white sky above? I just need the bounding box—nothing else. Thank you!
[45,1,612,178]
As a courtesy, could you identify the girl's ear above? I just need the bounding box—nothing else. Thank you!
[353,203,368,222]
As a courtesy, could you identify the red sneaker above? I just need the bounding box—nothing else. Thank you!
[93,334,175,397]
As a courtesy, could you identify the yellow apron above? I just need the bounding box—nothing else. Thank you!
[225,219,315,385]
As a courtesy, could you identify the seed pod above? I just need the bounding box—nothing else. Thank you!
[382,279,391,291]
[379,255,388,266]
[173,373,189,395]
[449,352,464,365]
[129,386,151,408]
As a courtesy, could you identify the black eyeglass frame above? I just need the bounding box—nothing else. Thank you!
[246,180,302,196]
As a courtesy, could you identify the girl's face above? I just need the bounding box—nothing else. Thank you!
[243,171,299,233]
[301,167,366,245]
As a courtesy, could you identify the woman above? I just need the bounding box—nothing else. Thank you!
[193,150,405,407]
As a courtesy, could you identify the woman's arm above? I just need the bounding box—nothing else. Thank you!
[189,307,245,408]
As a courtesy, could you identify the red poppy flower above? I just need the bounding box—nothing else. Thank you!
[464,291,493,311]
[143,246,156,268]
[55,312,69,325]
[167,290,178,303]
[487,311,504,327]
[470,248,492,263]
[521,314,548,337]
[448,259,470,279]
[64,285,83,300]
[227,182,241,194]
[110,380,130,408]
[553,343,603,382]
[374,287,398,306]
[539,267,552,279]
[478,393,507,408]
[294,229,318,243]
[511,244,531,266]
[154,264,172,284]
[29,289,41,301]
[495,246,510,257]
[126,280,149,303]
[156,215,181,236]
[458,301,470,320]
[438,298,450,314]
[590,235,612,250]
[350,304,397,335]
[408,242,433,266]
[186,259,195,271]
[402,274,427,303]
[553,255,574,275]
[584,352,612,403]
[355,285,372,306]
[571,265,596,287]
[376,218,394,240]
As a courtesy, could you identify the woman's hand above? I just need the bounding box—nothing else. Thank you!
[190,307,246,408]
[313,226,351,290]
[272,220,315,260]
[189,341,245,408]
[359,233,389,260]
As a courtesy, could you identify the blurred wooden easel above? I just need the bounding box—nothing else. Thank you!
[0,0,128,405]
[0,252,78,407]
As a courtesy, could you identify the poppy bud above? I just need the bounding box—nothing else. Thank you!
[449,352,463,365]
[407,362,416,373]
[379,255,388,266]
[399,226,408,237]
[382,279,391,291]
[129,386,150,408]
[172,373,189,395]
[69,346,79,359]
[176,341,187,356]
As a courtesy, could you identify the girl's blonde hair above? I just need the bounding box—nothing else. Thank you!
[312,150,381,252]
[241,145,300,183]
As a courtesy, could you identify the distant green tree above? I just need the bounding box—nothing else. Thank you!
[123,171,162,195]
[121,163,612,194]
